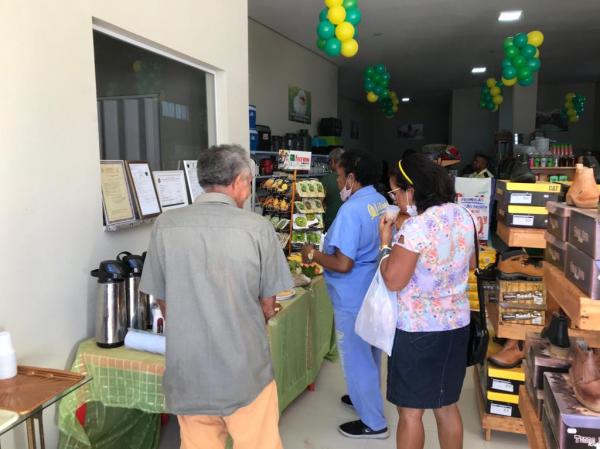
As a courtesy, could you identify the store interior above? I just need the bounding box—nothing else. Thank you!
[2,0,600,449]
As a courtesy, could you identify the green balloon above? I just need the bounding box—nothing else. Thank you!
[324,38,342,57]
[480,101,487,108]
[375,64,386,74]
[364,66,375,78]
[514,32,528,48]
[364,79,374,91]
[380,90,390,98]
[503,67,517,79]
[372,73,382,84]
[345,7,362,25]
[518,67,532,80]
[501,58,514,69]
[513,55,527,68]
[521,44,536,59]
[382,73,391,82]
[343,0,358,9]
[518,75,534,87]
[505,46,519,58]
[317,20,335,40]
[503,37,514,50]
[319,8,328,22]
[317,38,327,50]
[527,58,541,72]
[488,102,495,110]
[374,85,385,96]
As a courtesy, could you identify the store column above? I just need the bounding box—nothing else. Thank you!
[498,75,539,135]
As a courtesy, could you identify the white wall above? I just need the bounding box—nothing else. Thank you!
[338,95,374,152]
[0,1,248,447]
[248,19,338,137]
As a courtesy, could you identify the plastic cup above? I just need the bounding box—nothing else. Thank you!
[0,331,16,380]
[0,331,14,355]
[384,205,400,222]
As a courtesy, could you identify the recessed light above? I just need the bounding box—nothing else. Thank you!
[471,67,487,74]
[401,97,410,103]
[498,10,522,22]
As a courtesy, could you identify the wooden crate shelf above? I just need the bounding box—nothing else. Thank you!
[487,301,544,340]
[544,263,600,331]
[473,367,526,441]
[497,222,546,249]
[519,386,546,449]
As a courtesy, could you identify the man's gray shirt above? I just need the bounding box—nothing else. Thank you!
[140,193,293,416]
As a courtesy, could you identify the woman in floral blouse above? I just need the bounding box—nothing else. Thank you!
[379,152,476,449]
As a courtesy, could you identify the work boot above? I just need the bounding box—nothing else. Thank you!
[566,164,599,209]
[569,341,600,413]
[581,152,600,184]
[497,250,543,281]
[488,339,524,368]
[541,312,570,358]
[509,154,536,183]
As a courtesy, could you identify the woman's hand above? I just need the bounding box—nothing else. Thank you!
[301,244,316,264]
[379,215,395,248]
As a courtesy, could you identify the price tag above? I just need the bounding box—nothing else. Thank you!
[510,193,532,204]
[490,403,512,417]
[513,215,534,227]
[492,379,515,393]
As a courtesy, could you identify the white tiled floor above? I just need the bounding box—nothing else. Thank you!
[159,360,530,449]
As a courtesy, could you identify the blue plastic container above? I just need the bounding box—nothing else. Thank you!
[249,105,257,129]
[249,129,259,151]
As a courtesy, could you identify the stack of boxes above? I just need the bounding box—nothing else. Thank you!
[249,105,258,151]
[496,181,561,230]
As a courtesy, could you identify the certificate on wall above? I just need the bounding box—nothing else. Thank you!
[183,160,204,202]
[152,170,189,210]
[125,161,162,218]
[100,161,136,224]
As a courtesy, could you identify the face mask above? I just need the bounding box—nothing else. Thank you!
[339,178,355,202]
[405,191,418,217]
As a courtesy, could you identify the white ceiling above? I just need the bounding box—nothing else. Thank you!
[249,0,600,102]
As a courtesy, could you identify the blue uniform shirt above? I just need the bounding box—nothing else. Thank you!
[323,186,389,313]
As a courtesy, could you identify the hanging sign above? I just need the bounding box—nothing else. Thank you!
[278,150,312,171]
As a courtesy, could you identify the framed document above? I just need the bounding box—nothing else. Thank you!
[182,160,204,202]
[152,170,189,210]
[100,161,136,225]
[125,161,162,219]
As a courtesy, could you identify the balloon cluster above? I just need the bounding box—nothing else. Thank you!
[561,92,586,123]
[480,78,503,112]
[501,31,544,87]
[316,0,362,58]
[363,64,399,118]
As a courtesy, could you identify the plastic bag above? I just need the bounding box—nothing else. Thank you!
[355,265,398,356]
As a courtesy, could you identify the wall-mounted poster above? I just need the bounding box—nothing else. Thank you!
[100,161,136,225]
[398,124,424,140]
[152,170,189,210]
[182,160,204,202]
[289,86,311,124]
[125,161,161,218]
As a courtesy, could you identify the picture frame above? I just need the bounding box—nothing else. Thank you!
[100,160,136,225]
[152,170,189,210]
[124,161,162,219]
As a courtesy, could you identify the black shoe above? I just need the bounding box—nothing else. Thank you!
[542,312,570,358]
[582,152,600,183]
[510,154,536,183]
[341,395,353,408]
[338,420,390,439]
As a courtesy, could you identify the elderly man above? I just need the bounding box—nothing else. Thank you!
[140,144,293,449]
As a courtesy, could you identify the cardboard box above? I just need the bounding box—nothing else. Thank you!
[569,209,600,260]
[486,390,521,418]
[545,232,569,273]
[543,373,600,449]
[496,181,561,208]
[565,243,600,300]
[546,202,577,242]
[526,338,571,389]
[498,204,549,228]
[486,362,525,395]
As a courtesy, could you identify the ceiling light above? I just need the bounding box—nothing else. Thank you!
[401,97,410,103]
[471,67,487,74]
[498,10,522,22]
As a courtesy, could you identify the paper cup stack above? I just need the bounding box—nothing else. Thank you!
[0,331,17,380]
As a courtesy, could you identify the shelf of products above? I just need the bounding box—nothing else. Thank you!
[518,386,546,449]
[497,222,546,249]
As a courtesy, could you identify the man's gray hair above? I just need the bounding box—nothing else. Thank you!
[197,144,252,188]
[329,147,345,164]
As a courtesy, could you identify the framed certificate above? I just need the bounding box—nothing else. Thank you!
[125,161,162,219]
[100,161,136,225]
[152,170,189,210]
[182,160,204,202]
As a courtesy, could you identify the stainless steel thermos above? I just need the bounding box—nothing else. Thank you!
[117,251,149,330]
[91,260,128,348]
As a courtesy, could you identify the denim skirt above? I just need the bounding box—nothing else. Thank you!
[387,325,470,409]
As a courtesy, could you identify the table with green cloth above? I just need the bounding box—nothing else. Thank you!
[57,276,337,449]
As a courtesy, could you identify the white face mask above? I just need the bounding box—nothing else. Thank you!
[405,191,418,217]
[339,178,355,202]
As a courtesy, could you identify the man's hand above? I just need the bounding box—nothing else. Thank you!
[260,296,277,322]
[301,244,316,264]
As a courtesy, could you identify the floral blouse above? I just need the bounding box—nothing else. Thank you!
[392,203,475,332]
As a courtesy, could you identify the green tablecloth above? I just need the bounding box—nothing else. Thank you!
[58,277,337,449]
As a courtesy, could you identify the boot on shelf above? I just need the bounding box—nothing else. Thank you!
[509,154,536,183]
[497,250,543,281]
[569,341,600,413]
[488,339,524,369]
[581,151,600,184]
[541,312,570,359]
[566,163,599,209]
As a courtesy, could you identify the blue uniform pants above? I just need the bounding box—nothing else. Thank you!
[334,309,387,431]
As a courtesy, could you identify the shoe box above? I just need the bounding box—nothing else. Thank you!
[486,390,521,418]
[486,362,526,395]
[547,201,577,242]
[526,337,572,390]
[569,209,600,259]
[526,375,545,419]
[543,372,600,449]
[545,232,569,273]
[565,243,600,299]
[498,205,550,228]
[496,181,561,229]
[498,279,546,326]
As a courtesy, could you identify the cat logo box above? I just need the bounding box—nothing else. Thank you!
[486,390,521,418]
[498,205,549,228]
[496,181,561,208]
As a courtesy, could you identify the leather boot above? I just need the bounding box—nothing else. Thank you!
[541,312,570,358]
[509,154,536,183]
[582,152,600,184]
[488,339,524,368]
[569,341,600,413]
[497,250,543,281]
[566,164,599,209]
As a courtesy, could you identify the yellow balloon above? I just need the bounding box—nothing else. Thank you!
[566,92,576,100]
[341,38,359,57]
[569,115,579,123]
[527,30,544,48]
[490,87,501,96]
[486,78,497,88]
[325,0,342,6]
[393,105,399,113]
[327,5,346,25]
[492,95,504,105]
[335,22,355,42]
[565,101,574,109]
[535,49,540,58]
[367,91,378,103]
[502,77,517,87]
[567,109,577,117]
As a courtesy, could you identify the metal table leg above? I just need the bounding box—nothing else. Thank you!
[35,413,45,449]
[26,418,36,449]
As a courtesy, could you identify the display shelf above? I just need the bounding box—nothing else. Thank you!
[497,222,546,249]
[518,386,546,449]
[103,218,155,232]
[250,151,329,158]
[530,167,576,172]
[473,367,526,441]
[487,301,544,340]
[544,264,600,331]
